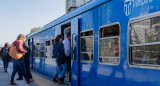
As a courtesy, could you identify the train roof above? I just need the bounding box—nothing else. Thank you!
[27,0,111,38]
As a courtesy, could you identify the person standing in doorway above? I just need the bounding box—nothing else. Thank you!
[55,35,67,83]
[62,32,71,81]
[0,42,10,72]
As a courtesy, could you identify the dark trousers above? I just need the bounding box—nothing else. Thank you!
[11,58,29,81]
[18,63,33,79]
[3,60,8,70]
[66,55,71,81]
[17,68,23,79]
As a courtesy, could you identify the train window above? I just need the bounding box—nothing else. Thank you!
[46,40,51,58]
[72,33,77,60]
[129,16,160,65]
[52,39,55,58]
[33,44,36,57]
[40,43,45,58]
[36,43,40,57]
[80,30,94,62]
[99,24,120,65]
[52,39,55,45]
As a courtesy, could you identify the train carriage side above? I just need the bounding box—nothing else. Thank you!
[76,0,126,86]
[27,0,160,86]
[71,0,160,86]
[124,0,160,86]
[27,28,59,77]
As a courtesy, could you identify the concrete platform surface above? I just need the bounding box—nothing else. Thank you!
[0,60,71,86]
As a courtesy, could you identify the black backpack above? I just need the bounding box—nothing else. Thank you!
[57,43,66,65]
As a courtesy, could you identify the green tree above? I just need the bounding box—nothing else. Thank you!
[30,27,41,33]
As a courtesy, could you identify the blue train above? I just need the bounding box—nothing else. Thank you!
[27,0,160,86]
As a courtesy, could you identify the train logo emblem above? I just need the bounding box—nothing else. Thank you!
[124,0,131,16]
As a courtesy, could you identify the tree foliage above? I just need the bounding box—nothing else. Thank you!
[30,27,41,33]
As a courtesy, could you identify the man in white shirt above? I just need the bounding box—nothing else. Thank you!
[63,32,71,57]
[62,32,71,81]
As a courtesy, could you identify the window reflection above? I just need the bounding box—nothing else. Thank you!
[130,16,160,66]
[99,24,120,64]
[131,45,160,65]
[36,43,40,57]
[40,43,44,58]
[46,41,51,58]
[100,38,119,57]
[73,34,76,60]
[80,30,94,62]
[81,37,93,52]
[33,44,36,57]
[131,17,160,44]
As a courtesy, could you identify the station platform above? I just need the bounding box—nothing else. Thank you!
[0,60,71,86]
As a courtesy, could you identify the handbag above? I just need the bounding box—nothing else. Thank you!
[9,43,23,60]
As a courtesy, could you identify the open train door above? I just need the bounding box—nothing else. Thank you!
[71,18,81,86]
[27,38,34,70]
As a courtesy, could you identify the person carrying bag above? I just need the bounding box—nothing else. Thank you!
[9,42,23,60]
[9,34,34,85]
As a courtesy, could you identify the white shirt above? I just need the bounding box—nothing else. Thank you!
[62,38,71,56]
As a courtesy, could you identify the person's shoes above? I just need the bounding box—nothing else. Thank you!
[10,81,16,85]
[5,69,7,72]
[30,79,34,82]
[53,78,58,82]
[26,79,34,84]
[16,78,23,80]
[56,77,64,84]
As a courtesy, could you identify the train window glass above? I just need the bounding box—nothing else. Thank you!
[129,16,160,65]
[36,43,40,57]
[33,44,36,57]
[130,19,150,44]
[52,39,55,45]
[62,22,71,39]
[80,30,94,62]
[52,39,55,58]
[81,30,93,36]
[46,40,51,58]
[99,24,120,65]
[40,43,45,58]
[72,34,76,60]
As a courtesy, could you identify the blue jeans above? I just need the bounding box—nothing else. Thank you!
[57,62,67,78]
[3,60,8,70]
[11,58,29,81]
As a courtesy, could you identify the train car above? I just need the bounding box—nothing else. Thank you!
[27,0,160,86]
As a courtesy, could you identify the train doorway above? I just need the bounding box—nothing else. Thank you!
[61,22,71,82]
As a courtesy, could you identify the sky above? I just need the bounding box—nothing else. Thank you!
[0,0,65,45]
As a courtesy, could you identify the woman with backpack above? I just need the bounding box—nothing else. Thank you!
[54,35,67,83]
[0,42,10,72]
[9,34,34,85]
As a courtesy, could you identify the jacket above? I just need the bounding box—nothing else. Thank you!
[0,47,11,62]
[53,42,65,60]
[24,47,30,66]
[12,40,27,53]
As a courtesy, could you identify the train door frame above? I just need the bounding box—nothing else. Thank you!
[31,38,34,70]
[61,22,72,82]
[78,18,81,86]
[28,38,32,69]
[70,18,81,86]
